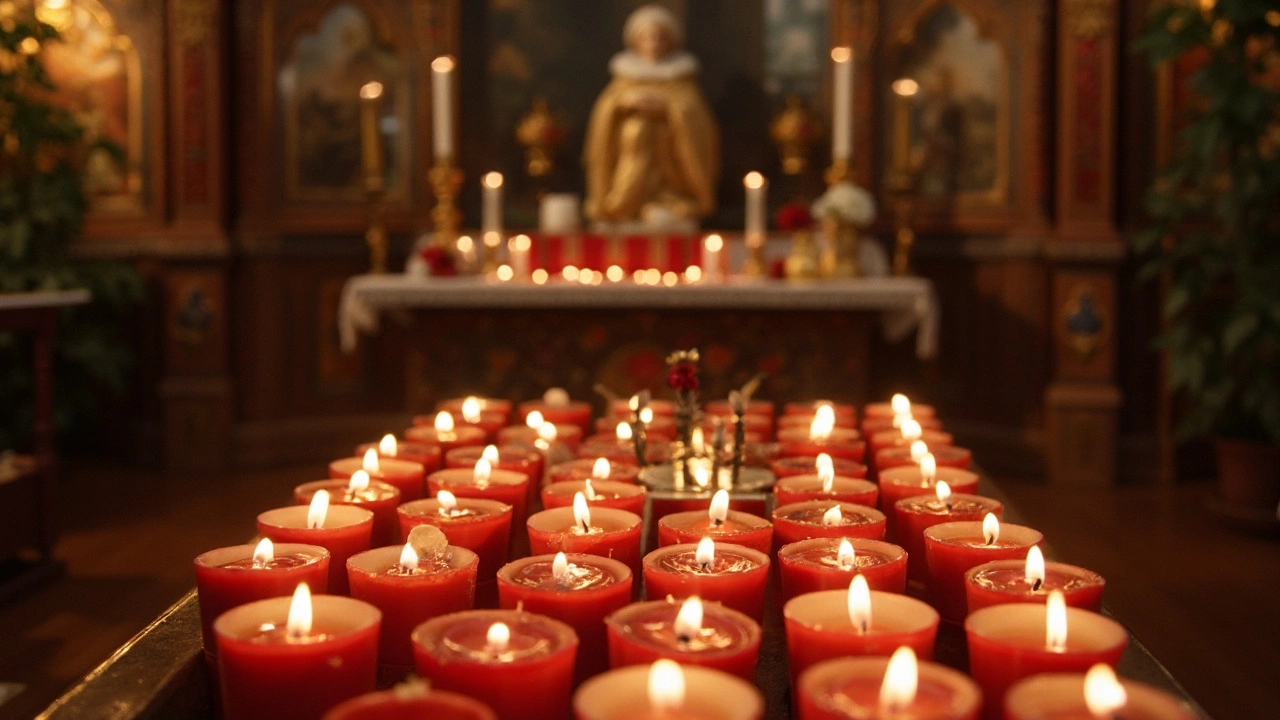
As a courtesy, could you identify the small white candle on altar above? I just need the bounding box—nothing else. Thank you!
[702,234,724,282]
[482,171,504,240]
[831,46,854,162]
[891,78,919,175]
[431,55,456,160]
[744,171,767,240]
[508,234,532,279]
[358,81,384,180]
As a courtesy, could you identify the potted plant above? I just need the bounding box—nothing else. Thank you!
[1136,2,1280,517]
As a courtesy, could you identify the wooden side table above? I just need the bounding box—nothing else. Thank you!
[0,289,90,602]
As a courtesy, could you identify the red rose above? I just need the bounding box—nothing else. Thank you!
[667,362,699,392]
[420,246,457,277]
[774,203,813,231]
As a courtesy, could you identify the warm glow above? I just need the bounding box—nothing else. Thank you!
[816,453,834,475]
[982,513,1000,545]
[252,538,274,568]
[662,271,678,287]
[674,596,703,641]
[473,458,492,485]
[538,422,558,442]
[437,490,458,514]
[486,622,510,655]
[563,266,580,282]
[496,265,514,282]
[434,411,455,434]
[704,234,724,253]
[511,234,532,252]
[1025,546,1046,590]
[847,574,872,634]
[482,171,504,189]
[307,490,329,529]
[573,492,592,532]
[1084,664,1128,717]
[644,268,661,285]
[892,412,912,429]
[822,505,843,527]
[481,445,500,465]
[935,480,952,505]
[684,265,703,283]
[362,448,380,474]
[462,397,482,423]
[878,646,919,713]
[892,78,919,97]
[532,268,549,285]
[691,427,706,455]
[910,440,930,464]
[831,46,852,64]
[286,583,313,639]
[432,55,456,73]
[891,394,911,415]
[607,265,624,282]
[696,536,716,566]
[544,387,570,406]
[1046,590,1068,652]
[900,419,923,441]
[457,236,474,254]
[709,490,730,525]
[919,453,937,486]
[648,659,686,713]
[616,422,634,441]
[398,542,419,573]
[639,407,654,425]
[592,457,611,480]
[526,410,545,429]
[837,538,856,569]
[584,478,598,500]
[810,405,835,440]
[348,469,371,493]
[553,551,570,583]
[693,465,710,489]
[819,463,836,493]
[359,81,383,100]
[744,171,765,189]
[378,433,397,456]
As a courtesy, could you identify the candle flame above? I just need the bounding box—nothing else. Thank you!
[526,410,545,429]
[810,405,835,441]
[431,55,456,73]
[704,234,724,253]
[822,505,843,527]
[348,469,371,493]
[709,490,730,526]
[1046,590,1068,651]
[616,422,633,441]
[1025,546,1046,590]
[878,646,919,713]
[553,551,570,583]
[893,78,919,97]
[837,538,856,569]
[693,465,710,489]
[648,659,686,712]
[684,265,703,283]
[920,453,937,486]
[481,172,503,189]
[592,457,611,480]
[543,387,570,407]
[437,489,458,514]
[378,434,397,456]
[891,394,911,416]
[935,480,952,507]
[359,81,383,100]
[434,411,455,434]
[696,536,716,567]
[910,440,930,464]
[537,422,558,442]
[512,234,532,252]
[744,171,765,189]
[486,622,510,655]
[286,583,313,639]
[628,394,641,412]
[819,463,836,493]
[1084,664,1127,716]
[816,453,834,475]
[674,596,703,641]
[639,407,654,425]
[399,542,419,573]
[900,419,922,441]
[584,478,598,501]
[830,46,852,64]
[982,513,1000,545]
[481,445,500,465]
[848,574,872,634]
[691,427,706,455]
[252,538,273,568]
[461,397,482,423]
[307,490,330,529]
[573,492,592,532]
[892,412,912,429]
[473,458,492,486]
[362,448,380,474]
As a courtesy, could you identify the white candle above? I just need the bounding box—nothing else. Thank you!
[508,234,531,279]
[431,55,455,160]
[743,172,767,238]
[482,171,503,242]
[831,46,853,162]
[702,234,724,281]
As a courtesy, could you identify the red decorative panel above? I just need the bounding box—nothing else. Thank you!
[1073,37,1103,205]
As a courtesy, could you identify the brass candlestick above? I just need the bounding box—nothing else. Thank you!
[824,158,851,187]
[886,168,918,277]
[430,158,463,249]
[742,231,766,277]
[364,175,388,274]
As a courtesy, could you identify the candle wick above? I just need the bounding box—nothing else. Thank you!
[944,500,952,512]
[1032,578,1043,592]
[859,619,868,634]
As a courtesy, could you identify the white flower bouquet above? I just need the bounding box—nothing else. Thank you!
[811,182,877,228]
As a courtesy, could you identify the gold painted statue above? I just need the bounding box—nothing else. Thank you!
[583,5,719,232]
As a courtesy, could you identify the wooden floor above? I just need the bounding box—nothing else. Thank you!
[0,460,1276,719]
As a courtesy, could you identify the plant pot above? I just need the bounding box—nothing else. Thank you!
[1213,437,1280,511]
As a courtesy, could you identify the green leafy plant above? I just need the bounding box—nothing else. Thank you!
[0,7,144,451]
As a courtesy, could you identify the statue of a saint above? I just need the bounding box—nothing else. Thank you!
[583,5,720,231]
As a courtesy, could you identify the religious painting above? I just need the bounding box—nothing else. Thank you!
[763,0,828,103]
[37,0,145,214]
[278,3,404,203]
[888,2,1008,203]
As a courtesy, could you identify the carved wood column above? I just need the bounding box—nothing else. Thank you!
[1045,0,1124,486]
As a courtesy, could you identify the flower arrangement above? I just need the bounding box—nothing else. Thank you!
[665,348,701,486]
[419,246,457,277]
[811,182,877,228]
[774,202,814,232]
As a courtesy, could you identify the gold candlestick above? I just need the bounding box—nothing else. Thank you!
[886,168,917,277]
[824,158,851,187]
[365,177,388,274]
[430,158,463,250]
[359,81,387,273]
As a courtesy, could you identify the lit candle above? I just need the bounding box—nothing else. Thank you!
[482,171,504,241]
[358,82,384,181]
[497,416,585,451]
[604,596,762,681]
[438,396,514,425]
[831,46,854,162]
[257,495,373,595]
[546,457,641,486]
[864,394,937,420]
[797,647,981,720]
[743,172,767,240]
[877,441,973,475]
[431,56,455,159]
[294,471,402,547]
[891,78,919,175]
[642,539,771,621]
[657,490,774,555]
[397,493,513,607]
[509,234,532,280]
[771,500,887,553]
[329,448,427,502]
[964,545,1106,615]
[894,482,1004,584]
[701,234,724,281]
[923,515,1044,622]
[771,452,867,481]
[1004,664,1200,720]
[404,411,488,454]
[777,537,908,601]
[324,681,498,720]
[870,419,955,456]
[519,388,594,435]
[773,463,879,507]
[776,406,866,463]
[877,453,979,518]
[354,434,442,476]
[445,444,544,503]
[542,479,647,517]
[526,498,643,580]
[574,659,764,720]
[428,461,530,550]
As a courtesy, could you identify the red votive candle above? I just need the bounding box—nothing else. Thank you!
[601,414,678,441]
[446,445,544,496]
[330,452,426,502]
[258,502,374,595]
[772,454,867,479]
[428,464,530,546]
[774,473,879,509]
[785,400,856,418]
[965,549,1105,615]
[405,412,488,454]
[772,500,887,551]
[700,412,770,441]
[216,587,380,720]
[347,539,479,669]
[323,684,497,720]
[878,444,972,473]
[643,540,770,621]
[895,487,1003,584]
[608,397,676,419]
[777,537,908,601]
[707,397,775,419]
[605,596,761,681]
[777,427,866,463]
[412,608,578,720]
[356,434,442,474]
[925,518,1044,623]
[798,651,980,720]
[497,553,633,684]
[296,476,402,548]
[519,391,594,435]
[195,540,330,657]
[862,414,943,435]
[865,396,936,418]
[418,409,506,442]
[879,460,980,511]
[439,396,513,423]
[869,426,955,456]
[577,435,672,467]
[548,457,641,485]
[527,504,643,579]
[657,490,773,555]
[966,600,1128,719]
[1003,669,1199,720]
[542,479,647,516]
[498,423,584,451]
[785,579,941,689]
[397,495,513,597]
[575,662,764,720]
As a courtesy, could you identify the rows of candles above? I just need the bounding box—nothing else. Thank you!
[194,391,1199,720]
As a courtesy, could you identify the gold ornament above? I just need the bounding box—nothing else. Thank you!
[515,97,564,179]
[769,95,819,176]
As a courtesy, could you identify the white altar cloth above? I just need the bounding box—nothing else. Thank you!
[339,275,940,360]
